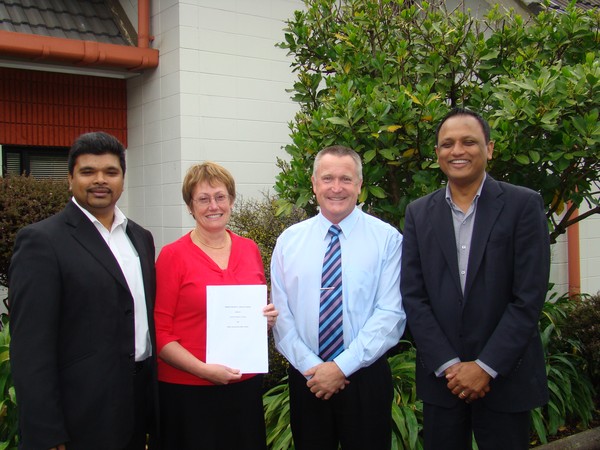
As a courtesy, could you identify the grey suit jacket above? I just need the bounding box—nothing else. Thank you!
[401,176,550,412]
[9,201,157,449]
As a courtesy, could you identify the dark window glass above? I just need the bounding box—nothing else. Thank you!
[2,146,68,179]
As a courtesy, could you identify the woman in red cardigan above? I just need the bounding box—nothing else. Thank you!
[155,162,277,450]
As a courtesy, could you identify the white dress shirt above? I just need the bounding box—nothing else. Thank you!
[271,207,406,377]
[72,198,151,361]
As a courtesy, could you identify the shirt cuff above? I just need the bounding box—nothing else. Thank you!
[475,359,498,378]
[435,358,461,377]
[333,350,358,377]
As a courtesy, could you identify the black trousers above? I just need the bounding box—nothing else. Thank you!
[423,400,531,450]
[122,357,154,450]
[288,356,393,450]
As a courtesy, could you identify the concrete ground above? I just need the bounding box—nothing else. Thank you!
[533,427,600,449]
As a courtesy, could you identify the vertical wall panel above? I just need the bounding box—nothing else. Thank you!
[0,67,127,147]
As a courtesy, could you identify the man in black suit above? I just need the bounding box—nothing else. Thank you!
[9,132,157,450]
[401,108,550,449]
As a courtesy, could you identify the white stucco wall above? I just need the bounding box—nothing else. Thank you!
[550,235,568,296]
[579,198,600,295]
[549,194,600,298]
[120,0,302,250]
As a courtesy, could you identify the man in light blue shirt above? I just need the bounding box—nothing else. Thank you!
[271,145,406,450]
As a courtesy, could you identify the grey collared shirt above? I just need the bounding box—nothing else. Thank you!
[436,174,497,378]
[444,176,484,293]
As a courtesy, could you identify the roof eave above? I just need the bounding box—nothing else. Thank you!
[0,30,158,72]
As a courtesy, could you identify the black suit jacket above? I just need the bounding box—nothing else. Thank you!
[9,201,157,449]
[400,176,550,412]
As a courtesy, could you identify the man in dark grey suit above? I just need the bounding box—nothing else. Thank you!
[401,109,550,449]
[9,132,157,450]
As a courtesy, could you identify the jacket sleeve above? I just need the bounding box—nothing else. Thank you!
[477,192,550,375]
[9,225,69,449]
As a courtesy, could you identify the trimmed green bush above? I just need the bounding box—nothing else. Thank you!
[229,194,307,285]
[0,175,70,289]
[561,293,600,392]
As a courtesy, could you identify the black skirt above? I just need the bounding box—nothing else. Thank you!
[158,375,267,450]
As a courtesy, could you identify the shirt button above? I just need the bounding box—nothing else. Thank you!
[461,245,466,250]
[460,270,466,275]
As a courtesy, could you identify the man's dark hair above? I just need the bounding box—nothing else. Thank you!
[68,132,126,175]
[435,108,491,144]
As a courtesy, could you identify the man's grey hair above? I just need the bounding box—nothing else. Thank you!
[313,145,363,181]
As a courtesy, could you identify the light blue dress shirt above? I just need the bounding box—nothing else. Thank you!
[271,207,406,378]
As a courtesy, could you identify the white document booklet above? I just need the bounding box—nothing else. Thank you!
[205,284,268,374]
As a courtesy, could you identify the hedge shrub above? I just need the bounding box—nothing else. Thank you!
[561,293,600,392]
[0,175,70,289]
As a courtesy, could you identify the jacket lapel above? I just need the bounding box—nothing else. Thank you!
[63,202,130,293]
[429,189,463,295]
[464,177,504,299]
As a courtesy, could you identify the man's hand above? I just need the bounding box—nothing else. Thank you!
[263,303,278,330]
[50,445,66,450]
[304,362,350,400]
[445,361,491,402]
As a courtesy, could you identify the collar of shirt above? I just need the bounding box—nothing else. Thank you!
[444,172,486,213]
[71,197,128,234]
[316,206,360,241]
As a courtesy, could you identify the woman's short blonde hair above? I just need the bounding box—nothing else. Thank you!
[182,162,236,208]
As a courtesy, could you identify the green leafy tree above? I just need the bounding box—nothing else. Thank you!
[274,0,600,242]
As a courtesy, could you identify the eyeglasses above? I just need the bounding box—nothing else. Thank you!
[193,194,230,206]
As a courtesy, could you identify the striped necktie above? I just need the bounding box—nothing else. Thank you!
[319,225,344,361]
